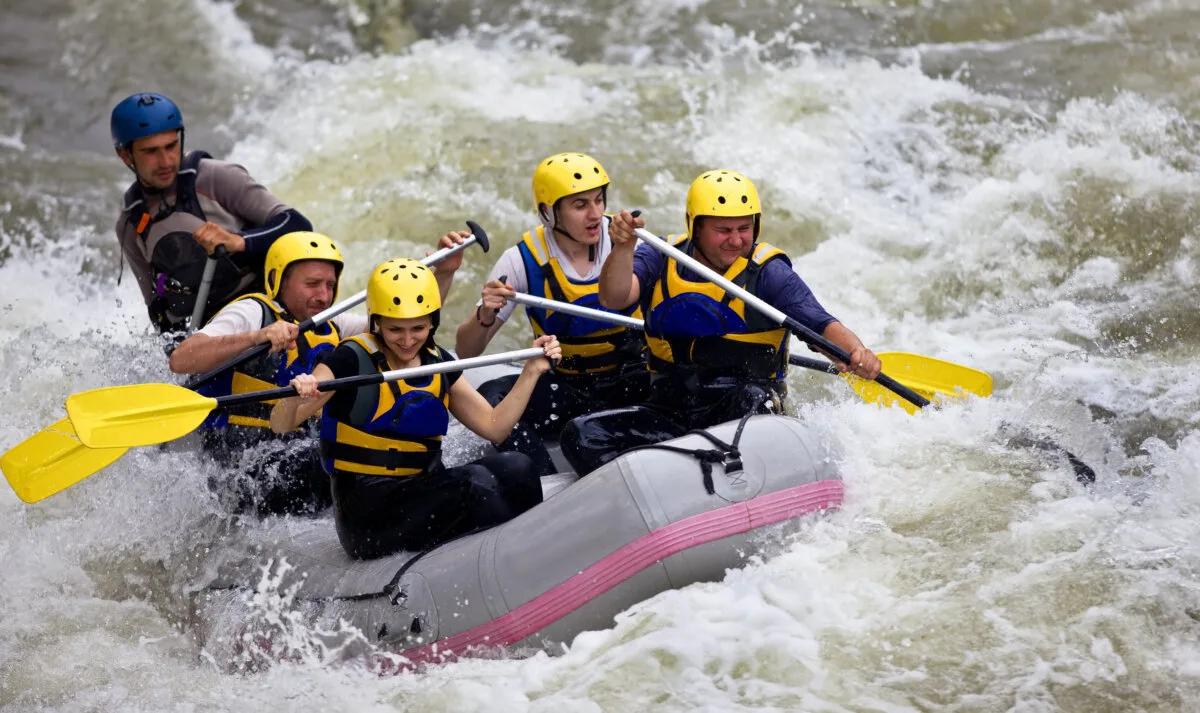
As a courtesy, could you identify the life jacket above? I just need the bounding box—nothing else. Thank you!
[517,222,645,376]
[201,294,342,430]
[643,237,790,382]
[121,150,253,330]
[319,335,459,478]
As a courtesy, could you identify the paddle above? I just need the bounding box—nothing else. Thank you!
[2,222,490,503]
[67,348,547,449]
[506,291,992,407]
[632,227,928,408]
[189,245,227,331]
[186,221,490,390]
[1,419,127,503]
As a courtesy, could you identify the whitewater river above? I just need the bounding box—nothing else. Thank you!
[2,1,1199,710]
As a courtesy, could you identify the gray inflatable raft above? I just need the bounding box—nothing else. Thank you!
[194,414,842,666]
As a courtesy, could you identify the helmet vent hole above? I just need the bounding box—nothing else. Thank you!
[573,172,582,180]
[717,196,726,204]
[416,295,424,303]
[392,297,401,305]
[393,274,399,281]
[715,177,723,182]
[593,167,599,173]
[411,273,419,279]
[741,195,748,203]
[310,241,318,248]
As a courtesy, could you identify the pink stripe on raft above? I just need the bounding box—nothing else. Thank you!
[401,478,843,664]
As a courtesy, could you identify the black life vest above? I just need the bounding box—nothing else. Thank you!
[199,294,343,430]
[319,335,459,478]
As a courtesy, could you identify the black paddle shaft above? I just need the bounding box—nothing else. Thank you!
[214,371,386,408]
[783,316,930,408]
[788,354,839,375]
[184,220,490,390]
[212,345,542,409]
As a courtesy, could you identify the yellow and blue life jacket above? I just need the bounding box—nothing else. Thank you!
[644,237,790,382]
[517,223,645,376]
[318,334,458,478]
[200,293,342,429]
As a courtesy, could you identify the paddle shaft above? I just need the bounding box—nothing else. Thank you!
[215,347,546,408]
[508,291,645,329]
[509,290,841,376]
[185,222,489,389]
[189,245,226,330]
[632,227,929,408]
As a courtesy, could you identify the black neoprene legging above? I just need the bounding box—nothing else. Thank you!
[559,380,782,476]
[476,369,650,476]
[331,451,542,560]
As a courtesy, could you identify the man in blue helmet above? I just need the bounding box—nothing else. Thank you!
[111,92,313,335]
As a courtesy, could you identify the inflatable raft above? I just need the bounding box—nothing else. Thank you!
[193,414,843,665]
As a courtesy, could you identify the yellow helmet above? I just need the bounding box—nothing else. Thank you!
[264,231,345,300]
[684,169,762,238]
[366,258,441,321]
[532,152,610,211]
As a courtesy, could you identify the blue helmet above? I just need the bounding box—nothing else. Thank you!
[110,93,184,149]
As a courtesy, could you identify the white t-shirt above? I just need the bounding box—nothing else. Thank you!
[199,298,369,338]
[481,220,613,323]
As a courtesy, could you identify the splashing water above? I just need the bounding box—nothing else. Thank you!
[3,0,1200,710]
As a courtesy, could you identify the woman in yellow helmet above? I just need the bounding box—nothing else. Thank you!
[453,152,648,475]
[271,258,561,560]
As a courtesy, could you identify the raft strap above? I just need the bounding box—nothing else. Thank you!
[619,406,763,495]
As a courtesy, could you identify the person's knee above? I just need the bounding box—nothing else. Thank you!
[476,375,518,407]
[485,451,534,477]
[485,452,542,509]
[560,408,634,476]
[725,383,779,421]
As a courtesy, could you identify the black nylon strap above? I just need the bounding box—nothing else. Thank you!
[325,440,441,472]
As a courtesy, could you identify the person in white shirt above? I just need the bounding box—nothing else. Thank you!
[454,153,648,475]
[169,228,469,514]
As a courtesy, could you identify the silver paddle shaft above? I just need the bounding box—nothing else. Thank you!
[632,227,787,324]
[307,235,479,327]
[376,347,545,384]
[508,291,644,329]
[189,256,219,329]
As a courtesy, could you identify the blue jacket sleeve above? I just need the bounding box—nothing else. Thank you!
[239,209,314,256]
[757,258,837,333]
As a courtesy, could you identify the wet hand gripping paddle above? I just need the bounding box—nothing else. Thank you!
[626,217,1091,482]
[506,291,993,409]
[631,225,929,408]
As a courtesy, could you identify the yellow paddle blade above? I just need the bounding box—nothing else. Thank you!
[1,418,128,503]
[66,383,218,448]
[844,351,993,415]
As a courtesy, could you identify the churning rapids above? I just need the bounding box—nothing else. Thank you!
[2,1,1199,711]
